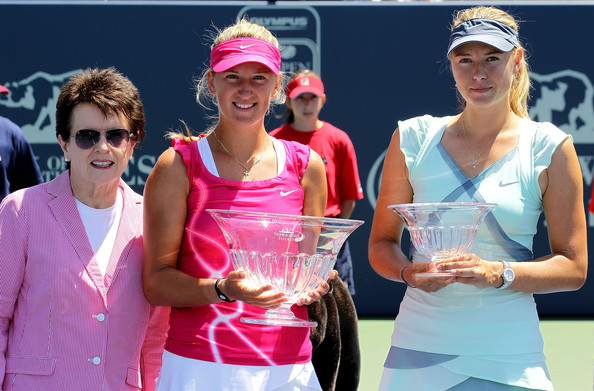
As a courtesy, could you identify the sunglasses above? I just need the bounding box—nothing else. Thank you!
[74,128,131,150]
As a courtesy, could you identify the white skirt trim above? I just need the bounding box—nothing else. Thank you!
[379,346,553,391]
[155,350,322,391]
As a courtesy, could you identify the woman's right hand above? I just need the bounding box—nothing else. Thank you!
[403,262,455,293]
[221,270,288,309]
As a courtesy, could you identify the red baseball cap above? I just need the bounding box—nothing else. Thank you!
[286,76,325,99]
[0,84,8,95]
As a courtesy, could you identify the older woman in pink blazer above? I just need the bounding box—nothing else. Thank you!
[0,68,168,391]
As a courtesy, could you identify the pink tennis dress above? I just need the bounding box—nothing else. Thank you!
[165,137,313,367]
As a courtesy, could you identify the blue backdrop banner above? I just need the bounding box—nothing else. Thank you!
[1,1,592,316]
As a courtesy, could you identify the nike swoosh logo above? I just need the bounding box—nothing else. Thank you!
[240,44,256,49]
[280,189,298,197]
[499,180,519,187]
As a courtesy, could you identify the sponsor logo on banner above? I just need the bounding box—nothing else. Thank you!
[237,6,321,75]
[0,70,79,144]
[366,69,594,225]
[530,70,594,145]
[0,70,155,189]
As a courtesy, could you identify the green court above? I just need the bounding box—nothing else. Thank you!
[358,317,594,391]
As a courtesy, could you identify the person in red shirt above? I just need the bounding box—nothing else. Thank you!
[270,70,364,391]
[270,70,364,294]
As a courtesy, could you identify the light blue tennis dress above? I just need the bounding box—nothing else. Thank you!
[379,115,569,391]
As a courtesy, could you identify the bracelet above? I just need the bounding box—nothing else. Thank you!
[214,278,235,303]
[400,266,416,288]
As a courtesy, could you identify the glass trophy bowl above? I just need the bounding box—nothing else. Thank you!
[388,202,496,277]
[207,209,364,327]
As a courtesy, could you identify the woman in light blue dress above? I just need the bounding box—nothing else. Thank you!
[368,6,587,391]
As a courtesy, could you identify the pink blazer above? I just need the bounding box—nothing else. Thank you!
[0,172,168,391]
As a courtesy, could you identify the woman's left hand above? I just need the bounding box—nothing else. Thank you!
[435,254,503,289]
[296,270,338,306]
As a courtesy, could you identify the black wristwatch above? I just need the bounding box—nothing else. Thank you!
[215,278,236,302]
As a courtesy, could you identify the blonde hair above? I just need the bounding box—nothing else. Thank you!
[451,6,530,118]
[211,17,279,49]
[172,18,285,142]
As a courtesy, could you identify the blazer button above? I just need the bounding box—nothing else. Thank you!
[95,313,105,322]
[90,356,101,365]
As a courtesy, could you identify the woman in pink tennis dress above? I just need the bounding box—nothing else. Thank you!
[142,18,333,391]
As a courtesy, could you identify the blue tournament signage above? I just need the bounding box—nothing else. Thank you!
[237,5,322,75]
[0,1,592,316]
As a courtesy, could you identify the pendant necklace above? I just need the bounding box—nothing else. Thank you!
[213,130,265,178]
[461,115,509,170]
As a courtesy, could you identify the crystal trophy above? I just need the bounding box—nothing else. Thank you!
[207,209,364,327]
[388,202,496,277]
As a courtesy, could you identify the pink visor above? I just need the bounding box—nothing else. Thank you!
[286,76,324,99]
[0,84,8,95]
[210,37,281,75]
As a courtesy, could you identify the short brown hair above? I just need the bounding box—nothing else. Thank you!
[56,67,146,145]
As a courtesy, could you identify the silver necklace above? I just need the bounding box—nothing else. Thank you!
[461,116,509,170]
[212,130,265,178]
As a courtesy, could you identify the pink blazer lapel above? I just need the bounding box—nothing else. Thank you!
[103,182,143,291]
[47,172,109,304]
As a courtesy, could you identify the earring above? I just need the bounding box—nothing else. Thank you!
[64,157,70,162]
[514,75,518,84]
